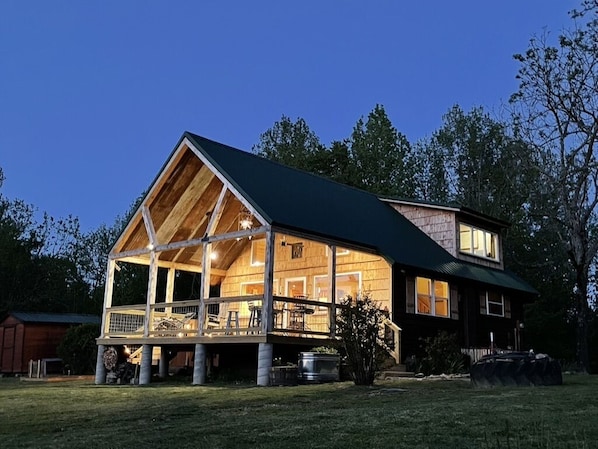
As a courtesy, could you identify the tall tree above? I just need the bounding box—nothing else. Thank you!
[311,140,356,186]
[349,105,416,197]
[252,115,324,172]
[432,106,518,216]
[413,139,450,203]
[510,0,598,371]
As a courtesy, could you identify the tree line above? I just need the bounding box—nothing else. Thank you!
[252,1,598,371]
[1,1,597,371]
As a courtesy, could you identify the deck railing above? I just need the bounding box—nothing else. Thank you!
[103,296,337,340]
[462,347,492,364]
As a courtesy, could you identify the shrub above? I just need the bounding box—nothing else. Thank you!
[309,346,339,354]
[57,323,100,375]
[336,293,388,385]
[417,331,465,376]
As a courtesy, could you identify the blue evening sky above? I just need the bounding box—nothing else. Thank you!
[0,1,576,232]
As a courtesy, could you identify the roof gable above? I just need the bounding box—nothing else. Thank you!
[185,132,455,268]
[108,131,536,295]
[380,197,511,229]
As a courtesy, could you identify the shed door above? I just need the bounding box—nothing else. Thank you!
[1,327,15,373]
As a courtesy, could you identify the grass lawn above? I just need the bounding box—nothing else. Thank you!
[0,374,597,449]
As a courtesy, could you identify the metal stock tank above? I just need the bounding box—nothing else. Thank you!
[297,352,340,383]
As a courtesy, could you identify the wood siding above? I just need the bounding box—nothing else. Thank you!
[395,275,527,361]
[220,234,392,325]
[391,203,506,270]
[457,251,504,270]
[391,204,457,256]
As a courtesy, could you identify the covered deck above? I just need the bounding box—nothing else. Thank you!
[98,294,338,344]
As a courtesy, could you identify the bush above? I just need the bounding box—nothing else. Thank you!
[416,331,465,376]
[57,323,100,375]
[336,293,388,385]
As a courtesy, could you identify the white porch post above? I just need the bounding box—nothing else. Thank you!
[165,267,175,316]
[95,259,115,385]
[198,241,211,335]
[262,229,275,334]
[99,259,115,339]
[139,344,153,385]
[257,342,273,386]
[192,343,207,385]
[328,245,337,337]
[144,251,158,338]
[192,241,211,385]
[94,344,106,384]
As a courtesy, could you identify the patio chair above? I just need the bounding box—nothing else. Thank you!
[205,304,227,332]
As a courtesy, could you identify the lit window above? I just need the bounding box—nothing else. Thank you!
[251,239,266,266]
[459,223,499,261]
[416,277,449,318]
[486,291,504,317]
[241,282,264,296]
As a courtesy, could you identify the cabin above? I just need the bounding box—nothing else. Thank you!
[0,312,100,375]
[94,132,536,385]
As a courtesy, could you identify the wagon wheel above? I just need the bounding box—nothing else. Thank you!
[103,346,118,371]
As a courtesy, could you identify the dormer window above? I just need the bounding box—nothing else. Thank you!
[459,223,499,261]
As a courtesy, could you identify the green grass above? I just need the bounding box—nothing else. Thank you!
[1,375,597,449]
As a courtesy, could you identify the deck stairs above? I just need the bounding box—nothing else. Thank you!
[127,346,161,365]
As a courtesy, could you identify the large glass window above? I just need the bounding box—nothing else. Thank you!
[459,223,499,261]
[416,277,449,318]
[486,291,504,317]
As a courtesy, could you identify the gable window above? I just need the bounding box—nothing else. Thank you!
[251,239,266,266]
[486,291,504,317]
[416,277,449,318]
[459,223,499,261]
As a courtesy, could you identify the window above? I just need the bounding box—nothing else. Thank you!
[459,223,499,261]
[314,272,361,303]
[486,291,504,317]
[240,282,264,296]
[286,277,306,298]
[251,239,266,266]
[416,277,449,318]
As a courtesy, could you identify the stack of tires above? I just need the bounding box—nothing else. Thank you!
[470,351,562,387]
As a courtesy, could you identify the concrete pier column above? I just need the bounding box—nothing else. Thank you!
[257,343,273,386]
[94,344,106,384]
[139,344,153,385]
[159,347,169,379]
[192,344,207,385]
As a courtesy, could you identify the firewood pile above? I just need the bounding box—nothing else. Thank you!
[103,346,137,384]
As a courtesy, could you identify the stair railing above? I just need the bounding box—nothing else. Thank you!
[381,319,401,364]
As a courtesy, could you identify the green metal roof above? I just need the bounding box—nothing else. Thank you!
[184,132,537,295]
[8,312,100,325]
